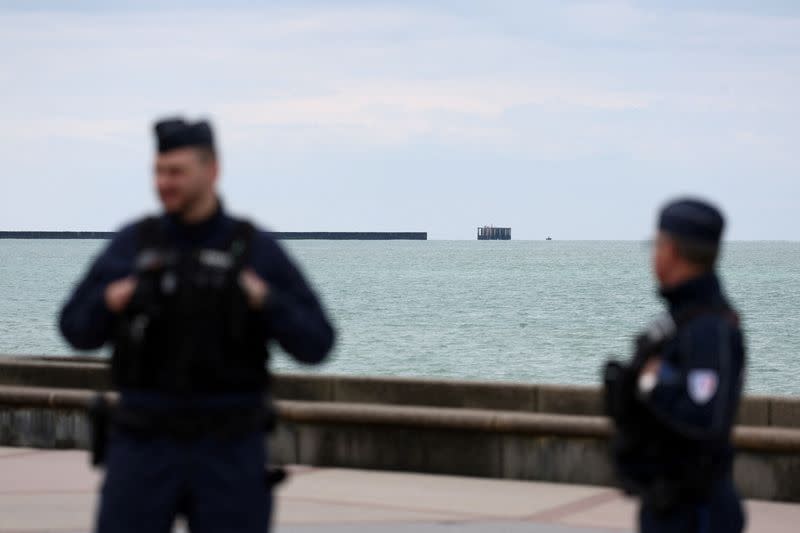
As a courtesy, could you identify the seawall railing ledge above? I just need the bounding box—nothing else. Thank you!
[2,356,798,428]
[2,384,799,453]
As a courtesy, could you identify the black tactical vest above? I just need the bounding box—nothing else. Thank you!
[111,216,269,393]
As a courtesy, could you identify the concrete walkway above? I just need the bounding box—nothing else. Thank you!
[1,447,798,532]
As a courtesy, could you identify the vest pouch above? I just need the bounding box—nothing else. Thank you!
[112,270,169,388]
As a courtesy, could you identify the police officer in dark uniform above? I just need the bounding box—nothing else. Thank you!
[604,198,746,533]
[59,117,335,533]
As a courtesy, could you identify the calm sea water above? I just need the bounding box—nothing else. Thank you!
[0,240,798,395]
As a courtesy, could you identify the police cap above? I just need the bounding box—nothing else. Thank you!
[658,198,725,244]
[154,117,215,154]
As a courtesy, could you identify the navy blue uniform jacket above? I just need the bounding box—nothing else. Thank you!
[59,205,335,370]
[644,272,746,476]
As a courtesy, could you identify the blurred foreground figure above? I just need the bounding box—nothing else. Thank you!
[604,198,746,533]
[60,117,334,533]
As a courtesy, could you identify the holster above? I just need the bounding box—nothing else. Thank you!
[88,394,110,467]
[265,467,287,487]
[263,401,286,487]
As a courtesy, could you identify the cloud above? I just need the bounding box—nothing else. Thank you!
[0,1,797,238]
[0,118,139,147]
[214,80,654,149]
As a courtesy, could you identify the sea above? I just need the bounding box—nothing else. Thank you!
[1,240,798,396]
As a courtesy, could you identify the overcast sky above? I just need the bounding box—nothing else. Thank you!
[0,1,797,239]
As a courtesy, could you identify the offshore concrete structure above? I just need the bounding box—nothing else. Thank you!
[477,226,511,240]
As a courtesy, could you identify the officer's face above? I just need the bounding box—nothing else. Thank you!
[653,231,677,286]
[154,148,217,214]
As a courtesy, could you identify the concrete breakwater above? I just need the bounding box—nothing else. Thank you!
[0,231,428,240]
[1,356,799,502]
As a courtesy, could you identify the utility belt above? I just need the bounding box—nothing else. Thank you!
[88,392,277,467]
[114,405,271,438]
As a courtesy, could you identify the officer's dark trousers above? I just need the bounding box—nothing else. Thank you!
[639,477,745,533]
[95,429,271,533]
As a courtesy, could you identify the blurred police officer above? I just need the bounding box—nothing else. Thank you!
[605,198,746,533]
[60,117,335,533]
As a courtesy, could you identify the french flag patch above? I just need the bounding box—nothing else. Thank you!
[688,369,719,405]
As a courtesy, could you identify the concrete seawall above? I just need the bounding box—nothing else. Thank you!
[4,356,799,427]
[1,356,799,502]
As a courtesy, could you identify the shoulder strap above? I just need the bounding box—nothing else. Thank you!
[227,219,256,268]
[136,216,166,251]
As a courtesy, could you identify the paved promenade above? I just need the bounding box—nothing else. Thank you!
[1,447,798,532]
